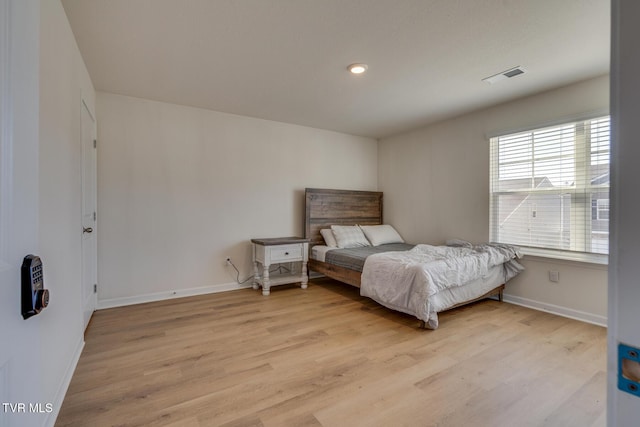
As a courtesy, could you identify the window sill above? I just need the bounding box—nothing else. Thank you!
[519,247,608,265]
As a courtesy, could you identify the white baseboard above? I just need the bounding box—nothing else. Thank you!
[503,294,607,327]
[97,281,253,310]
[46,336,84,427]
[97,282,607,328]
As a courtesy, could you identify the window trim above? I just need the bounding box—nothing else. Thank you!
[485,109,610,140]
[518,247,608,265]
[489,112,610,265]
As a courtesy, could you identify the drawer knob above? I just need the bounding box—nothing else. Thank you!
[285,252,289,255]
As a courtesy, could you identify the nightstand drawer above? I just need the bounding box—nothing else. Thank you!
[269,244,303,262]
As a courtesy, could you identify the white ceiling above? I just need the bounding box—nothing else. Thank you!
[61,0,610,139]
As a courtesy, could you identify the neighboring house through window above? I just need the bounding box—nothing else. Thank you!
[489,116,610,262]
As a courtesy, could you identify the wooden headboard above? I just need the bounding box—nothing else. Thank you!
[304,188,383,247]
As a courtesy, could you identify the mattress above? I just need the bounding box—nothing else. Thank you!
[320,243,415,272]
[310,245,335,263]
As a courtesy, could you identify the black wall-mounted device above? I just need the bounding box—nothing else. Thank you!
[21,255,49,319]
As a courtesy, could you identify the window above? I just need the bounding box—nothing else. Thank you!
[490,116,610,261]
[596,199,609,221]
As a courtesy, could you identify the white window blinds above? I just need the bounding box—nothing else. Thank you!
[490,116,610,258]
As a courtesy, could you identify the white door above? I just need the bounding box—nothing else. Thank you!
[0,1,43,425]
[81,99,97,330]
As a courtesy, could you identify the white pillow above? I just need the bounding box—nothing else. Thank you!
[330,225,370,248]
[320,229,338,247]
[359,224,405,246]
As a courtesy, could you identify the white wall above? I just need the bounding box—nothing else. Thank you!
[39,0,95,424]
[96,93,377,305]
[609,0,640,423]
[378,75,609,324]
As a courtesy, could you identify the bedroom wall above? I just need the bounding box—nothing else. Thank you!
[96,93,377,305]
[378,75,609,325]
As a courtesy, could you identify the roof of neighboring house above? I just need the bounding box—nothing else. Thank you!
[591,172,610,185]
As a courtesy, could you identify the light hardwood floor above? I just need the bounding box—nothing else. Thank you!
[56,278,606,427]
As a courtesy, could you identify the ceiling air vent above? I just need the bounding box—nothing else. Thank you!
[482,66,526,84]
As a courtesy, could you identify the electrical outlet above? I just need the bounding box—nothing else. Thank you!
[549,270,560,283]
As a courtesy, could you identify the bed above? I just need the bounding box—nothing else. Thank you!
[304,188,523,329]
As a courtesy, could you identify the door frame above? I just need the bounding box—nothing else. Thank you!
[80,96,97,330]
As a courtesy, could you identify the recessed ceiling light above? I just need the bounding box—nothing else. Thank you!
[347,63,368,75]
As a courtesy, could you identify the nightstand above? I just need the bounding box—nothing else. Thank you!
[251,237,310,296]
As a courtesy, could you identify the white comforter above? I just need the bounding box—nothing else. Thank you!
[360,243,523,329]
